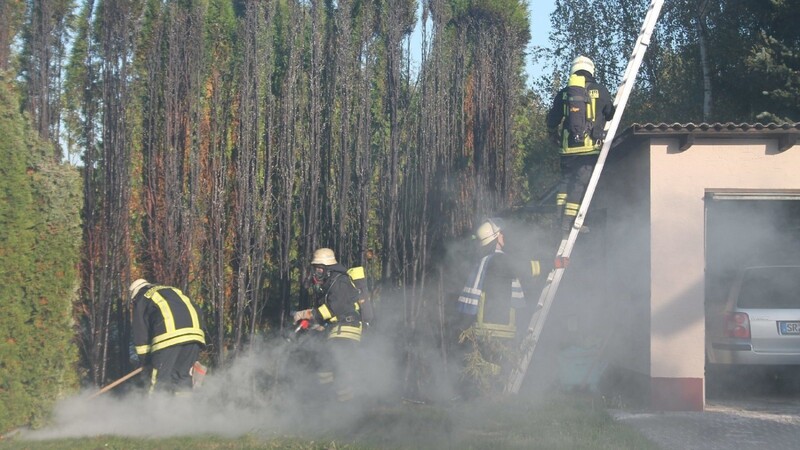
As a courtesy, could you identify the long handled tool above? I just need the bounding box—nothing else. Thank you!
[88,367,143,399]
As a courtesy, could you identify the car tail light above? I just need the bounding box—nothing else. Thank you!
[724,312,750,339]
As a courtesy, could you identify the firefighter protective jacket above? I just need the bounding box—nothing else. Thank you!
[545,71,615,156]
[133,285,206,356]
[312,263,363,342]
[347,266,375,324]
[457,249,526,339]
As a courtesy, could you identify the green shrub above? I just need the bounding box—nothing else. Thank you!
[0,77,81,433]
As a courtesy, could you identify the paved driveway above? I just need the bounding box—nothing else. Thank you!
[611,397,800,450]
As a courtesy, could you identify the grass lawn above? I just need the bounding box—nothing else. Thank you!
[0,394,657,450]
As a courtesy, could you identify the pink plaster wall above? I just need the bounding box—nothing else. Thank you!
[649,138,800,409]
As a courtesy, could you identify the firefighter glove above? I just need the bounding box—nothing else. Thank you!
[293,309,313,324]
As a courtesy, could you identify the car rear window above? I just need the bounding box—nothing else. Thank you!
[737,267,800,309]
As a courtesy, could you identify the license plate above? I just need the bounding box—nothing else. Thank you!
[778,321,800,335]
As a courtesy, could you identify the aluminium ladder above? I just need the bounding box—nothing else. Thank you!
[505,0,665,394]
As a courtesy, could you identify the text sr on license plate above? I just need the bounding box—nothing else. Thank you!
[778,321,800,335]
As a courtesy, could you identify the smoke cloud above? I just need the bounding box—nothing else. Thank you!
[24,217,576,442]
[25,331,404,440]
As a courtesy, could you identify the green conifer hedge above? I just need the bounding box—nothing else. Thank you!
[0,77,82,433]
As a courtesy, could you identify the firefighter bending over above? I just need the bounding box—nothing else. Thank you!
[294,248,363,403]
[546,55,615,236]
[130,279,207,394]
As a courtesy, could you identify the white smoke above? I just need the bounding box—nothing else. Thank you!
[25,217,592,442]
[25,332,403,440]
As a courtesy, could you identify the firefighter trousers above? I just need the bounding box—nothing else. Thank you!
[316,338,359,403]
[558,154,597,230]
[148,342,200,394]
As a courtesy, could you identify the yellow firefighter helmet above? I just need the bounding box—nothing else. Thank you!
[570,55,595,76]
[129,278,150,299]
[311,248,337,266]
[475,218,504,247]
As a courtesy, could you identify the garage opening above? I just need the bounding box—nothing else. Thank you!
[704,190,800,397]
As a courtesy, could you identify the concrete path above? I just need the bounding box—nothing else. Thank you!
[611,397,800,450]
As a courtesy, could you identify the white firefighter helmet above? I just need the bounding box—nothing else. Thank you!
[129,278,149,299]
[311,248,337,266]
[475,218,505,247]
[570,55,595,76]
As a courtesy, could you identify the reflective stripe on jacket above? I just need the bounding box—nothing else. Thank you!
[133,285,206,355]
[560,74,601,155]
[457,250,525,339]
[312,267,363,342]
[545,72,615,157]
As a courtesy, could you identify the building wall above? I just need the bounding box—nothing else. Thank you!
[595,144,652,381]
[648,137,800,410]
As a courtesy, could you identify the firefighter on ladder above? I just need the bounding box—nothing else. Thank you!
[453,218,546,396]
[130,279,206,395]
[294,248,363,404]
[546,55,615,236]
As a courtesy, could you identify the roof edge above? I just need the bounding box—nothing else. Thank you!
[613,122,800,154]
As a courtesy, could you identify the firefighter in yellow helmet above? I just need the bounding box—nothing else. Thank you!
[293,248,362,403]
[546,55,615,235]
[130,279,206,394]
[453,218,547,397]
[456,219,527,340]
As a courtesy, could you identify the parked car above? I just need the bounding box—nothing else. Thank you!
[707,265,800,366]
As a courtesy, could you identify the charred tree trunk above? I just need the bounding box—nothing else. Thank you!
[299,0,325,310]
[77,0,138,386]
[355,3,376,268]
[333,0,353,259]
[201,3,240,364]
[141,3,203,288]
[232,0,271,351]
[380,2,404,284]
[272,1,303,333]
[23,0,52,143]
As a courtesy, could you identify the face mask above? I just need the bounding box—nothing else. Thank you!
[311,267,326,293]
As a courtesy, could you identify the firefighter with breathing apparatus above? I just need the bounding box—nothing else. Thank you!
[546,55,615,236]
[293,248,363,403]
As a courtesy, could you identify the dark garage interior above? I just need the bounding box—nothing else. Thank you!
[704,191,800,397]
